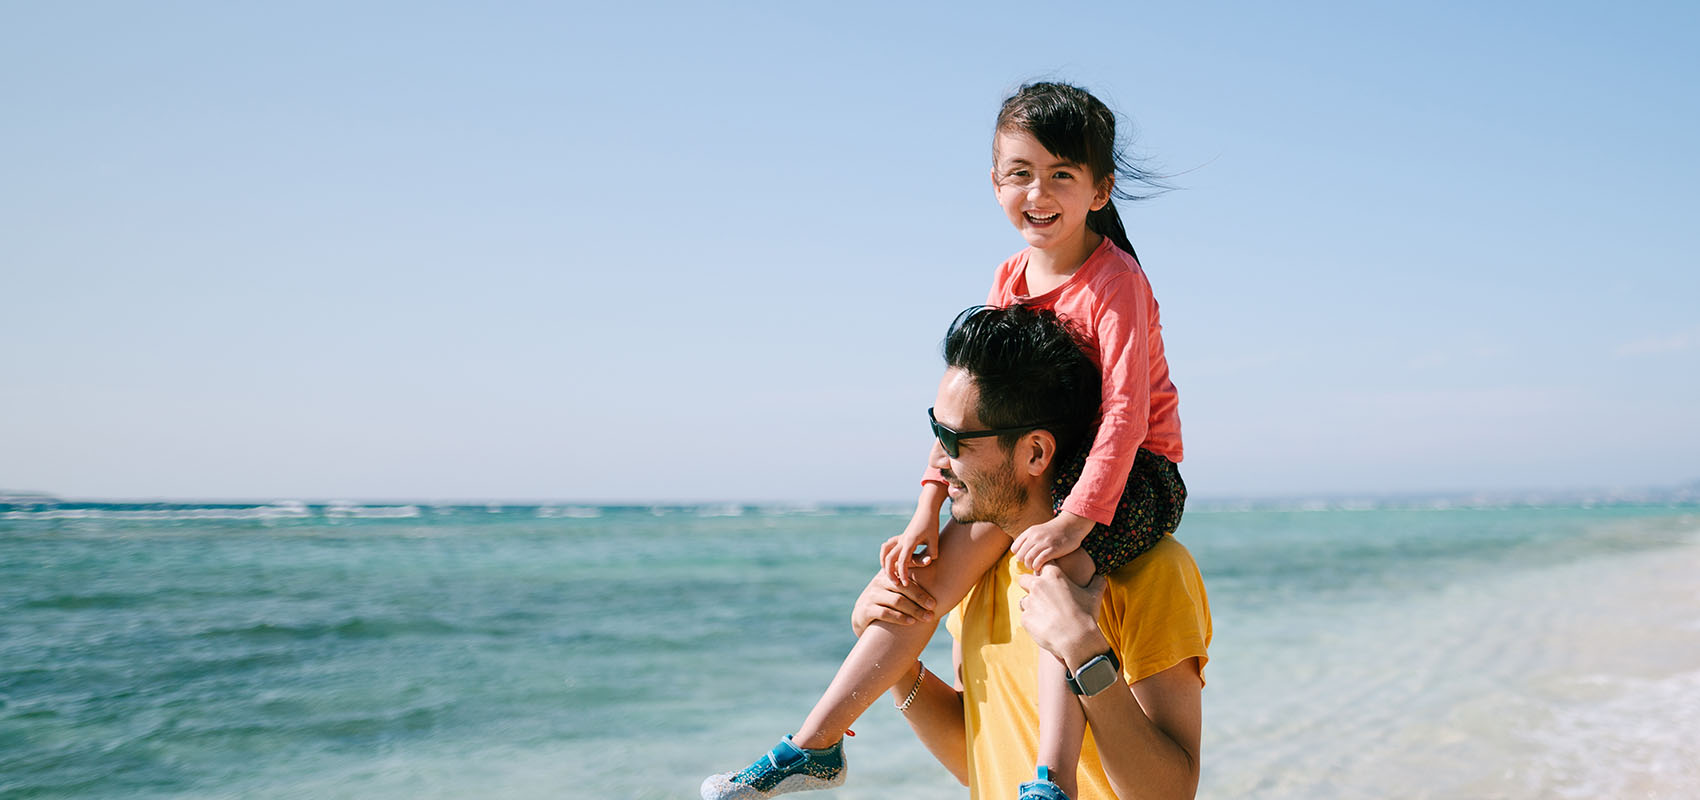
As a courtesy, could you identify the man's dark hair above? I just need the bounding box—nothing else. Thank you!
[942,304,1101,457]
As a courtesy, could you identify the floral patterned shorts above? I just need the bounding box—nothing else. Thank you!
[1051,446,1187,574]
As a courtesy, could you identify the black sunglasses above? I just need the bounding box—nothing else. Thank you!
[928,407,1060,458]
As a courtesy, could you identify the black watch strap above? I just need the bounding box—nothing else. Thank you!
[1064,649,1122,696]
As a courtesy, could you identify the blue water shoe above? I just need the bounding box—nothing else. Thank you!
[1017,766,1072,800]
[700,735,847,800]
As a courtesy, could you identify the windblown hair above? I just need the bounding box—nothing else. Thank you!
[942,305,1101,457]
[994,81,1169,263]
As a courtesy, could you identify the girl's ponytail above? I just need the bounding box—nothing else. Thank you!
[1087,200,1139,264]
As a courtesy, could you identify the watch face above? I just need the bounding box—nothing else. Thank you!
[1076,656,1118,696]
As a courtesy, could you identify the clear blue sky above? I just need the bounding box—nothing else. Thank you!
[4,2,1696,502]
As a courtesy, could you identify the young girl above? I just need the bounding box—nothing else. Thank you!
[702,82,1186,800]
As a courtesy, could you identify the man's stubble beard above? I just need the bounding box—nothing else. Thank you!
[946,454,1029,529]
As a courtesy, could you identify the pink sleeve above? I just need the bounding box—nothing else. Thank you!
[1061,274,1150,526]
[922,464,947,487]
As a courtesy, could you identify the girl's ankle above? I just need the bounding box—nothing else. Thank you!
[1038,763,1078,796]
[791,731,840,751]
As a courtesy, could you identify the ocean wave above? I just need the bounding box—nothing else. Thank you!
[194,617,461,641]
[168,701,450,742]
[321,503,422,519]
[21,592,149,611]
[1,504,315,521]
[1524,669,1700,796]
[535,505,602,519]
[0,501,924,523]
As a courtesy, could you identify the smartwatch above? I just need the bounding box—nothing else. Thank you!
[1065,649,1122,696]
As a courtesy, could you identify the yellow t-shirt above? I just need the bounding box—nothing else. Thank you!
[946,536,1211,800]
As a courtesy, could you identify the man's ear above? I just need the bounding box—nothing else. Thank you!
[1020,430,1058,477]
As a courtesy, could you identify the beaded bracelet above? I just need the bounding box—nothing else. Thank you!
[897,661,926,712]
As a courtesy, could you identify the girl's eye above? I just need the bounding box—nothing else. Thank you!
[1054,171,1074,180]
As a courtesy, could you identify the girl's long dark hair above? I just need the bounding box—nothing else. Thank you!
[994,82,1169,264]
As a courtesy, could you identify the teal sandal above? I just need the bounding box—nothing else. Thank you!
[700,735,846,800]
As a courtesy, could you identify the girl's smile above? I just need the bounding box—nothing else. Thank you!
[992,130,1111,261]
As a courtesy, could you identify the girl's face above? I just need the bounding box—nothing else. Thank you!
[992,130,1111,254]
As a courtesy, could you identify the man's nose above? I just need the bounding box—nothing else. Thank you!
[928,440,950,469]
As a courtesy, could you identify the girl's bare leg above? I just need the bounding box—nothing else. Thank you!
[791,518,1010,749]
[1035,548,1098,797]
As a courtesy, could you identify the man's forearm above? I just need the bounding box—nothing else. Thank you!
[1076,659,1203,800]
[1023,568,1203,800]
[893,661,970,786]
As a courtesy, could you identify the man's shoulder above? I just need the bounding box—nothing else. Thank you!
[1107,536,1201,588]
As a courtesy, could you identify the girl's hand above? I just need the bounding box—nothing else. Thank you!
[1010,511,1095,572]
[1017,564,1111,668]
[881,516,941,587]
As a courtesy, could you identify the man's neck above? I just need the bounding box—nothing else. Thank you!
[995,484,1063,539]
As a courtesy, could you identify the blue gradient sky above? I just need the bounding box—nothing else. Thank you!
[4,2,1697,501]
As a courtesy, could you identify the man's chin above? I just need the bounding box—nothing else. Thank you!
[947,501,984,525]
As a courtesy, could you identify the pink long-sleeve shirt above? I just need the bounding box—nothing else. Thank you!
[926,237,1183,526]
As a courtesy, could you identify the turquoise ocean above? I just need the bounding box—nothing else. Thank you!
[4,500,1698,799]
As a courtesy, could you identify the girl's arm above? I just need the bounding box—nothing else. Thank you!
[849,569,969,785]
[882,480,949,586]
[1062,272,1152,525]
[1011,273,1152,570]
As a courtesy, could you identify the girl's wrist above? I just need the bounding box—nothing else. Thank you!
[1058,510,1096,538]
[915,483,947,515]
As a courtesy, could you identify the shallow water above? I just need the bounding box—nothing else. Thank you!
[3,503,1696,798]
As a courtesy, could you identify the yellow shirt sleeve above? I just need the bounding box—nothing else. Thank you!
[1100,536,1212,685]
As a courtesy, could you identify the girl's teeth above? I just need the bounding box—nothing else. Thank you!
[1028,212,1058,223]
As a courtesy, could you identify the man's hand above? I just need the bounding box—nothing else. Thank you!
[1017,563,1111,669]
[1010,511,1095,571]
[881,515,941,587]
[851,567,939,637]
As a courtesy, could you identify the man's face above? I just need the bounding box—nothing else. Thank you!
[929,367,1028,526]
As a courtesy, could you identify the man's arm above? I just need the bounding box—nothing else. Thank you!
[1020,566,1202,800]
[1077,657,1202,800]
[850,571,971,786]
[888,648,970,786]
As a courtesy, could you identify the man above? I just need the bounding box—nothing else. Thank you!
[854,304,1211,800]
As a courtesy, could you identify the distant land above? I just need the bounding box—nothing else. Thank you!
[4,480,1698,513]
[1183,480,1700,512]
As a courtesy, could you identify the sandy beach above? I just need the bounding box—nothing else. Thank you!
[1195,510,1700,799]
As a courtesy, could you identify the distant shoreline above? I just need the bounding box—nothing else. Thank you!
[4,492,1698,518]
[7,478,1700,512]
